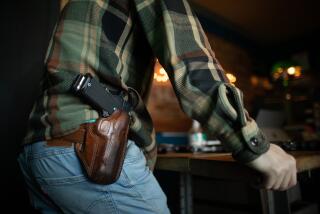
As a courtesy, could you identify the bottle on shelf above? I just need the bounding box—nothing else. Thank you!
[188,120,207,152]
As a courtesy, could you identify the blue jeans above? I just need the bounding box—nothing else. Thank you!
[17,140,170,214]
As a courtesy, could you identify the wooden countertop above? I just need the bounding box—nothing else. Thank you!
[155,151,320,183]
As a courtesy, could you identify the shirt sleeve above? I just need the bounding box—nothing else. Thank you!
[133,0,270,163]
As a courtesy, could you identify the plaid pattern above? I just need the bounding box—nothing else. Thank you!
[24,0,269,168]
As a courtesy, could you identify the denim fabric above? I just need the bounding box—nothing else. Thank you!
[18,140,170,214]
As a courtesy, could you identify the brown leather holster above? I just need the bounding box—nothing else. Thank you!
[77,110,130,184]
[49,110,130,184]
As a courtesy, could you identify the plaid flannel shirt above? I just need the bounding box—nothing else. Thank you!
[24,0,269,169]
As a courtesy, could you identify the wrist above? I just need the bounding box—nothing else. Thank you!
[232,138,270,163]
[224,120,270,163]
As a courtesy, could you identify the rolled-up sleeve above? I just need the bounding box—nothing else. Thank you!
[133,0,270,163]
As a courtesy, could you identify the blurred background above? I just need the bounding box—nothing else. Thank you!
[149,0,320,149]
[149,2,320,212]
[151,0,320,130]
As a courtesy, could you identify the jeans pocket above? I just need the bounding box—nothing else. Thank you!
[123,140,145,164]
[29,142,87,186]
[114,142,170,214]
[118,141,151,187]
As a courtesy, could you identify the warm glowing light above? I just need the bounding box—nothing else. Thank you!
[272,72,281,80]
[294,66,302,77]
[287,67,296,75]
[159,68,166,75]
[250,76,259,86]
[226,73,237,83]
[294,69,301,77]
[154,67,169,82]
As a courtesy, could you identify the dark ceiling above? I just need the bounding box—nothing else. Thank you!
[191,0,320,47]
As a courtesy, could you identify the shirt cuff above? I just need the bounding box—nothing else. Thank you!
[224,119,270,163]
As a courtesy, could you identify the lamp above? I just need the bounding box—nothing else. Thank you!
[271,60,303,124]
[271,61,302,87]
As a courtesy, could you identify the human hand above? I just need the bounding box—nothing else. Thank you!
[246,143,297,191]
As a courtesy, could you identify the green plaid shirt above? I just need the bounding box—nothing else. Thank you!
[24,0,269,168]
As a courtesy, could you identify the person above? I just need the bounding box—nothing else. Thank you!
[18,0,297,213]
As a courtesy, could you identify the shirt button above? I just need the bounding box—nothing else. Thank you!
[250,137,259,147]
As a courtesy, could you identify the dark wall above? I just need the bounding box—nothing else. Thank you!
[0,0,58,211]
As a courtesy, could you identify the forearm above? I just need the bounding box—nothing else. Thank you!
[133,0,270,162]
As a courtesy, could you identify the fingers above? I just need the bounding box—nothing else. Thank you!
[283,155,297,190]
[287,161,297,189]
[247,144,297,191]
[265,155,297,191]
[278,170,292,191]
[272,170,286,190]
[263,172,291,191]
[263,169,286,190]
[263,174,275,190]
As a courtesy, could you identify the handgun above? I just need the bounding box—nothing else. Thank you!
[71,73,124,117]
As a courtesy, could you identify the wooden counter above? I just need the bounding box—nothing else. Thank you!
[156,151,320,181]
[155,151,320,214]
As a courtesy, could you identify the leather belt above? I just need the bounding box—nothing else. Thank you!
[46,124,88,147]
